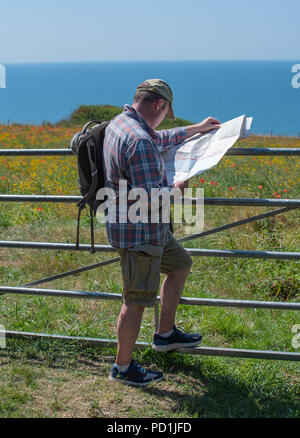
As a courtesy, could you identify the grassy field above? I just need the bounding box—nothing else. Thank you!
[0,124,299,418]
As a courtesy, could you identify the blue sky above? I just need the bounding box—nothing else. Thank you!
[1,0,300,63]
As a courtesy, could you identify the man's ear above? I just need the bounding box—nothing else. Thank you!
[153,99,165,111]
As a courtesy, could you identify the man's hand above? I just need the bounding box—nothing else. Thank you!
[185,116,221,139]
[197,117,221,134]
[172,180,189,195]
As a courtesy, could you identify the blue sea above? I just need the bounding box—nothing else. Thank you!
[0,61,299,135]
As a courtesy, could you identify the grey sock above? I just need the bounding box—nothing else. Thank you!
[157,328,174,338]
[115,362,130,373]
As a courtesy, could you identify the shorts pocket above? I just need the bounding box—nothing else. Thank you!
[122,250,161,294]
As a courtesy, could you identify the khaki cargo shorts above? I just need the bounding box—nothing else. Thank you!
[117,231,193,308]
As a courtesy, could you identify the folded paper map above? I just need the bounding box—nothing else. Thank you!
[162,115,253,186]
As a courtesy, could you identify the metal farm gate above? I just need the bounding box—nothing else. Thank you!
[0,145,299,361]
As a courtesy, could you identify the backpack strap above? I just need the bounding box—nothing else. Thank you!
[80,120,102,135]
[75,205,84,250]
[75,204,96,254]
[90,206,96,254]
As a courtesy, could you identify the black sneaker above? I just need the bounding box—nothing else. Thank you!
[152,326,202,352]
[109,359,163,386]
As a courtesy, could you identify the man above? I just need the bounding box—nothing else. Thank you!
[103,79,220,386]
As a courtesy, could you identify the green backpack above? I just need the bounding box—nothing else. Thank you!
[70,120,110,253]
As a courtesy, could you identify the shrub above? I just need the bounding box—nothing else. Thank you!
[58,105,193,129]
[59,105,123,127]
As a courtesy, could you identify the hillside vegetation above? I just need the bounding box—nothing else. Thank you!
[58,104,193,129]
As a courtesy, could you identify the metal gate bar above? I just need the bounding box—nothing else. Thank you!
[1,145,299,362]
[0,241,298,260]
[1,194,300,208]
[1,286,299,310]
[177,206,297,244]
[1,147,300,156]
[5,204,295,290]
[3,330,300,361]
[21,257,121,288]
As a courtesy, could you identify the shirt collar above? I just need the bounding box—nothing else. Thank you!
[123,104,156,139]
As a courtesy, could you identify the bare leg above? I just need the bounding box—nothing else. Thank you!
[116,303,144,366]
[158,266,191,334]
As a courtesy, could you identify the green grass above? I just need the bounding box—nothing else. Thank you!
[0,128,299,418]
[0,213,299,418]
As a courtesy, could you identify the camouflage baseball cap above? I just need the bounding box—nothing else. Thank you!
[136,78,175,119]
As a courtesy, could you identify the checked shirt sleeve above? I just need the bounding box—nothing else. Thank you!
[154,126,188,153]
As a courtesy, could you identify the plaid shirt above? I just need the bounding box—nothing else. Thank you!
[103,104,188,248]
